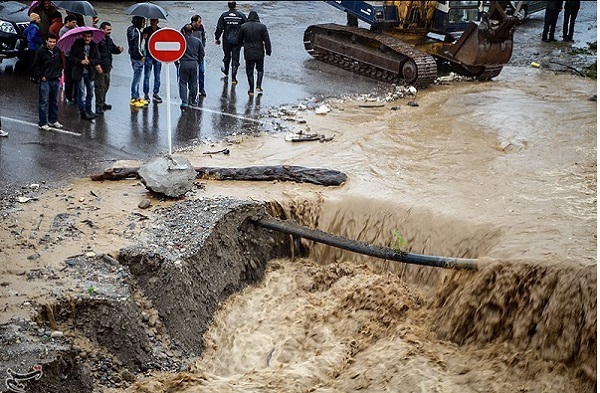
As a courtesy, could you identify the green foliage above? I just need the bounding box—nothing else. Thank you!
[569,41,597,56]
[569,41,597,80]
[87,285,95,295]
[392,230,409,254]
[582,61,597,79]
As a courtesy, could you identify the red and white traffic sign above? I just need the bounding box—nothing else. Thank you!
[148,28,186,63]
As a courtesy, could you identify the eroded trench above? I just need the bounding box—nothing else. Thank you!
[1,196,595,392]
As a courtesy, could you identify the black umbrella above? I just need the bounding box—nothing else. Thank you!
[55,0,97,17]
[124,2,169,20]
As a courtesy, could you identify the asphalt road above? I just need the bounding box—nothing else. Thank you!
[0,1,382,186]
[0,1,596,186]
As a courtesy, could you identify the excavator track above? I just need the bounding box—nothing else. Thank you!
[304,24,438,88]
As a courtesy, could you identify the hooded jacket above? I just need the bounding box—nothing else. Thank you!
[239,11,271,61]
[127,17,144,60]
[24,22,43,51]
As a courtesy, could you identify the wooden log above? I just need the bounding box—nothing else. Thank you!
[254,217,478,270]
[91,165,347,187]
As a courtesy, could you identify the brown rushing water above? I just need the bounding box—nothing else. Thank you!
[98,67,595,392]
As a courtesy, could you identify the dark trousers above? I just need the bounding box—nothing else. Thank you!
[562,7,579,40]
[63,57,75,101]
[95,71,110,109]
[179,61,198,105]
[222,41,242,73]
[542,7,561,40]
[245,58,264,91]
[38,79,60,126]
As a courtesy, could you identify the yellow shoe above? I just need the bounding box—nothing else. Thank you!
[139,98,149,106]
[130,99,145,108]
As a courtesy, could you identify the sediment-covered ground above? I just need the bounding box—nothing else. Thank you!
[0,66,596,392]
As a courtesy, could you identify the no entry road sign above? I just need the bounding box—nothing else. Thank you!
[148,28,186,63]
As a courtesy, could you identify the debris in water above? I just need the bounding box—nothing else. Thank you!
[315,105,331,115]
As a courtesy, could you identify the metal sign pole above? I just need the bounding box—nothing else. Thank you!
[166,63,172,155]
[147,28,186,157]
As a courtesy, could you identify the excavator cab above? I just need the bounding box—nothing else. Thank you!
[432,1,484,34]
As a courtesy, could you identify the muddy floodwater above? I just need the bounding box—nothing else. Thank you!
[49,67,594,392]
[0,67,596,391]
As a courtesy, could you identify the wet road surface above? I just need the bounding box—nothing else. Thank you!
[0,1,383,185]
[0,1,596,185]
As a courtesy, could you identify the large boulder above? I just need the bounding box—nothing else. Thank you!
[138,155,197,198]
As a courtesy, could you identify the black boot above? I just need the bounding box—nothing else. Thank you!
[80,111,94,120]
[256,71,264,93]
[247,68,254,95]
[231,66,238,85]
[221,61,229,77]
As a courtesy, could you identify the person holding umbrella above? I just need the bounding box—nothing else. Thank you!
[59,14,77,105]
[30,0,58,37]
[127,16,148,108]
[32,32,63,131]
[69,30,102,120]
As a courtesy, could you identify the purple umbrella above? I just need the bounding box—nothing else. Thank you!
[28,0,57,15]
[57,26,104,52]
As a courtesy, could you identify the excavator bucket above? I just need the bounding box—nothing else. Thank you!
[450,2,519,67]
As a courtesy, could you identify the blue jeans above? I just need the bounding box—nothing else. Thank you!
[198,60,205,91]
[143,57,162,95]
[76,73,94,113]
[130,59,144,99]
[38,79,59,125]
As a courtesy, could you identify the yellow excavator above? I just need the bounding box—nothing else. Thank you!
[304,1,519,88]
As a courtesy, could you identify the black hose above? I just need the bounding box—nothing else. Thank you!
[253,217,478,270]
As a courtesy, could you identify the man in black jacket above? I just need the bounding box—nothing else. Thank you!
[32,32,63,130]
[542,1,563,42]
[239,10,271,96]
[95,22,123,115]
[215,1,247,84]
[562,0,580,42]
[70,31,102,120]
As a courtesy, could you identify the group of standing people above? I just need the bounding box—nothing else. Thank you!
[534,0,581,43]
[171,1,272,109]
[9,1,272,136]
[126,16,164,108]
[23,0,125,130]
[175,1,272,109]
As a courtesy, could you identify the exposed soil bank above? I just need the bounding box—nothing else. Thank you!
[1,199,292,392]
